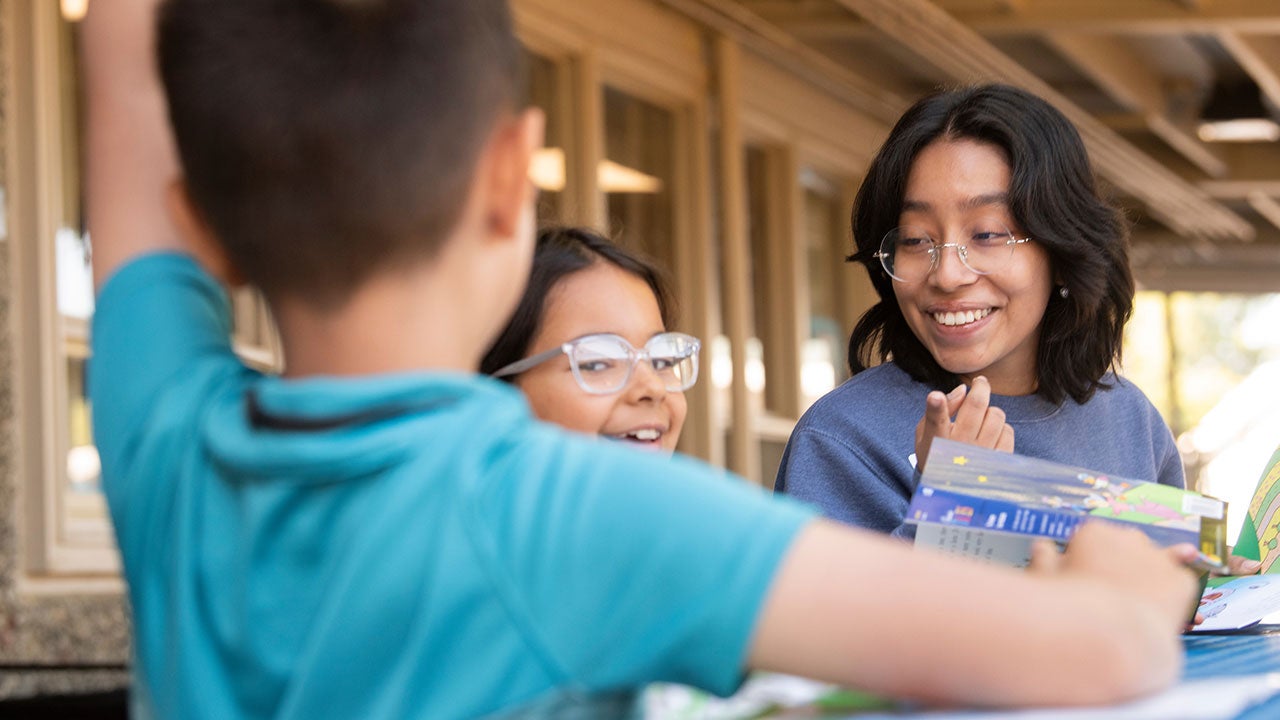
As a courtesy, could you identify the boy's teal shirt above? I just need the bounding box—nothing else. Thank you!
[90,254,814,720]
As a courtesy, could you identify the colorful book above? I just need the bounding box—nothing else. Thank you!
[907,438,1228,568]
[1190,574,1280,633]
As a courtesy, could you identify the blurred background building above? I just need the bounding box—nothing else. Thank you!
[1,0,1278,701]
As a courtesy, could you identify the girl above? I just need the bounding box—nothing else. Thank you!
[482,226,697,453]
[776,84,1183,537]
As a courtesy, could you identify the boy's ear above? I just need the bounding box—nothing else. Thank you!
[165,180,246,288]
[484,108,545,240]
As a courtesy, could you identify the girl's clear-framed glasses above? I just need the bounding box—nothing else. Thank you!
[873,218,1033,283]
[492,332,701,395]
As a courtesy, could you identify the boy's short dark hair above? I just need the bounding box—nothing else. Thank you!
[480,226,675,378]
[157,0,522,308]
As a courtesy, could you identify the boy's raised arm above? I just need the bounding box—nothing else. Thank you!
[84,0,184,289]
[749,520,1197,708]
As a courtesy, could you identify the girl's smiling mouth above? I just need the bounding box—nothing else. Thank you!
[932,307,993,327]
[609,425,668,449]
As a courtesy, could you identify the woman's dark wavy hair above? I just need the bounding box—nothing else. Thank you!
[480,226,675,378]
[847,83,1134,405]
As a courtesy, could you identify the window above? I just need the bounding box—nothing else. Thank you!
[8,3,279,577]
[745,144,808,422]
[230,287,282,371]
[525,49,568,225]
[745,147,778,413]
[6,4,119,574]
[603,87,676,270]
[744,145,802,483]
[801,173,852,409]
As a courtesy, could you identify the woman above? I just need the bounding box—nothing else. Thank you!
[775,84,1183,537]
[481,225,697,453]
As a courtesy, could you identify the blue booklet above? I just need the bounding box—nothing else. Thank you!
[907,438,1228,567]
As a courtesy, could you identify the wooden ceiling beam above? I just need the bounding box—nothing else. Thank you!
[1217,32,1280,111]
[736,0,840,23]
[738,0,830,11]
[1045,33,1228,177]
[1202,180,1280,198]
[782,1,1280,38]
[1044,33,1165,111]
[655,0,906,123]
[1131,254,1280,294]
[828,0,1254,240]
[1246,192,1280,235]
[1145,115,1230,179]
[969,1,1280,35]
[1196,144,1280,198]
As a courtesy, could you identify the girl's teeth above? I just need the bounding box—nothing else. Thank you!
[933,308,991,326]
[613,428,662,442]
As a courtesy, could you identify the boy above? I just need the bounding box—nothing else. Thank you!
[84,1,1199,718]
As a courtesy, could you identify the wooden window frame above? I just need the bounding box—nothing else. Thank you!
[7,1,121,583]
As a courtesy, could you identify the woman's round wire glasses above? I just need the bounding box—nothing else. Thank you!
[872,218,1033,283]
[491,332,701,395]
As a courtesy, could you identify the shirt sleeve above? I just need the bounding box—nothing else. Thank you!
[1235,514,1262,562]
[776,426,914,535]
[90,253,236,496]
[1156,445,1186,489]
[472,436,816,697]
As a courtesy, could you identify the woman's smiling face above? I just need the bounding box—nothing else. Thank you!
[890,138,1053,396]
[514,261,687,453]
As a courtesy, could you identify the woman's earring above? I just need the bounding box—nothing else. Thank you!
[1058,286,1069,299]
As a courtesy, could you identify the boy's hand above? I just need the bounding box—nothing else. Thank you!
[914,376,1014,472]
[1030,523,1199,632]
[1160,543,1212,630]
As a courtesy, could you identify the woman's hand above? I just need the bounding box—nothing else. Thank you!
[914,375,1014,473]
[1227,555,1263,576]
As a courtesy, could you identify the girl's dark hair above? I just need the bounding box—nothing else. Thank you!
[847,83,1134,405]
[480,226,675,378]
